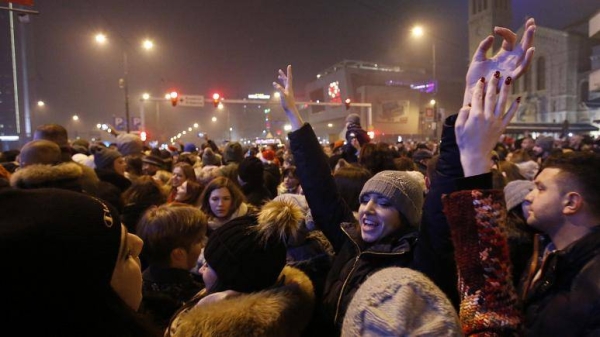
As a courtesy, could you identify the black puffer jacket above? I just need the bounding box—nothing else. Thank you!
[520,230,600,336]
[288,124,417,330]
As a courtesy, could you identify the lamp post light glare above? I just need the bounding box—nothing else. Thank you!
[142,39,154,50]
[37,100,45,107]
[142,93,150,100]
[411,26,424,37]
[193,123,199,128]
[430,99,436,105]
[72,115,79,121]
[218,102,224,110]
[95,33,107,44]
[284,124,292,131]
[212,117,217,122]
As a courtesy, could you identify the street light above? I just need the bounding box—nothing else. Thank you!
[72,115,79,121]
[94,33,154,133]
[412,25,439,139]
[37,100,45,107]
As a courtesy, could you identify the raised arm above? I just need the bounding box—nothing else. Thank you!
[463,18,536,106]
[273,65,355,252]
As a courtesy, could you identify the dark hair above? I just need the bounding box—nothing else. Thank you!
[176,180,204,205]
[33,124,69,148]
[121,176,167,233]
[359,143,397,175]
[394,157,417,171]
[137,204,207,266]
[333,165,372,212]
[200,177,246,218]
[542,152,600,217]
[125,155,144,177]
[281,166,298,181]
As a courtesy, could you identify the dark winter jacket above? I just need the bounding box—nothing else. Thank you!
[95,168,131,192]
[140,266,204,331]
[519,230,600,336]
[288,123,418,330]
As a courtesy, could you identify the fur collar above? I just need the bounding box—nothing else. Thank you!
[171,266,314,337]
[10,162,83,190]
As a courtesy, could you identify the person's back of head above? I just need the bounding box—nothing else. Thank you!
[224,141,244,164]
[334,164,372,212]
[33,123,69,148]
[238,156,264,186]
[137,204,207,268]
[18,139,61,167]
[342,267,460,336]
[359,143,397,175]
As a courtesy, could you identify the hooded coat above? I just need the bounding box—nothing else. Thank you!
[168,266,314,337]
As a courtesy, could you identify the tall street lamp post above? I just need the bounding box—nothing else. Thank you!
[95,33,154,133]
[411,25,439,139]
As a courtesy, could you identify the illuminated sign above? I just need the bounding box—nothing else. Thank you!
[248,93,271,99]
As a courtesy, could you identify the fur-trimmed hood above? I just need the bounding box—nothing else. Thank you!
[170,266,315,337]
[10,162,84,191]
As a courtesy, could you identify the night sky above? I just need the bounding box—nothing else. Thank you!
[25,0,599,143]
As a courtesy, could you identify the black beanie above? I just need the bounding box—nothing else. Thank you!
[93,147,122,170]
[0,188,122,304]
[203,215,286,293]
[238,156,264,186]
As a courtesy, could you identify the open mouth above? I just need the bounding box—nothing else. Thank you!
[361,219,380,231]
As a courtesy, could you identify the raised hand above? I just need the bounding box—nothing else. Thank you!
[456,72,519,177]
[463,18,536,106]
[273,65,304,130]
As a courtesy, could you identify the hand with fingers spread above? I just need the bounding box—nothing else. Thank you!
[456,71,520,177]
[273,65,304,131]
[463,18,536,106]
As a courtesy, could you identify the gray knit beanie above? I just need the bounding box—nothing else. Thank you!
[504,180,535,211]
[535,136,554,153]
[116,133,144,156]
[342,267,462,337]
[359,170,424,227]
[93,147,122,170]
[346,113,361,125]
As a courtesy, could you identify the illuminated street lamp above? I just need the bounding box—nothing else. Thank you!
[142,39,154,50]
[94,33,154,133]
[411,25,436,91]
[37,100,45,107]
[72,115,79,121]
[142,93,150,100]
[95,33,107,44]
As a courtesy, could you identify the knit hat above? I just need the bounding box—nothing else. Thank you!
[238,156,264,185]
[515,160,539,181]
[93,147,122,170]
[342,267,461,337]
[18,139,61,167]
[224,142,244,164]
[116,133,144,156]
[203,215,287,293]
[202,148,222,167]
[504,180,535,211]
[359,170,424,227]
[183,143,197,153]
[346,113,361,125]
[535,136,554,153]
[0,188,122,304]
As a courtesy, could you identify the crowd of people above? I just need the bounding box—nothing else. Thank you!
[2,16,600,336]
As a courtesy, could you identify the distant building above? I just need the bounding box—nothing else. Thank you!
[302,60,462,143]
[468,0,600,136]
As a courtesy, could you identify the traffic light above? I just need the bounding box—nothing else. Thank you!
[170,91,178,107]
[344,98,351,110]
[212,93,220,108]
[140,131,147,141]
